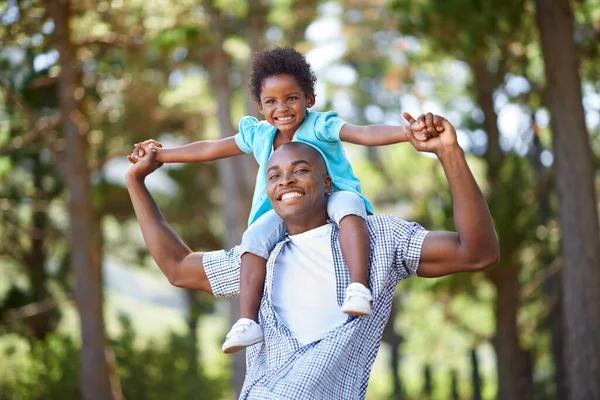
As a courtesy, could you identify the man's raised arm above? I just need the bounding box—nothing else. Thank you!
[125,147,212,292]
[402,113,500,278]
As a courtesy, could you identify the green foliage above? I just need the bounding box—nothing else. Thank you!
[1,334,80,400]
[112,315,226,400]
[1,316,226,400]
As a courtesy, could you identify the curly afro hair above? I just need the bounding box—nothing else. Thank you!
[249,47,317,103]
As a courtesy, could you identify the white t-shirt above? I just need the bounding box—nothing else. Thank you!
[271,224,347,346]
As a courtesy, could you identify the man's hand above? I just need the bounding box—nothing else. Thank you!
[126,143,163,181]
[402,112,460,157]
[128,139,163,164]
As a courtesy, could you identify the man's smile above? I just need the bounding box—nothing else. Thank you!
[277,190,305,201]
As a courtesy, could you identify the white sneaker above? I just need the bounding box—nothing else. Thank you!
[341,283,372,316]
[222,318,264,354]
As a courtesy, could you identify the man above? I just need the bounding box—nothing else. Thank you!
[126,113,499,399]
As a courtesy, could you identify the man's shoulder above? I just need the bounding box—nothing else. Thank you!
[366,214,424,237]
[366,214,408,228]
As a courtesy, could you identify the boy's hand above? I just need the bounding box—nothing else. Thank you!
[128,139,163,163]
[402,112,460,157]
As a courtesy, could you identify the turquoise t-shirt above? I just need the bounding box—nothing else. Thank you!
[234,110,374,227]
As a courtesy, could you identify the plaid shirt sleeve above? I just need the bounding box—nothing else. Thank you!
[202,246,242,298]
[391,217,429,277]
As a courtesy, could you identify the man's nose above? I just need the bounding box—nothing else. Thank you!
[280,171,296,186]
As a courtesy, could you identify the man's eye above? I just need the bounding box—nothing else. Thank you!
[295,168,308,173]
[268,174,280,181]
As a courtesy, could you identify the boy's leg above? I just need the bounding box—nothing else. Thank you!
[239,252,267,322]
[222,210,286,353]
[338,215,370,287]
[328,191,372,316]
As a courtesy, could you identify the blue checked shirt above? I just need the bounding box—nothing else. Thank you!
[203,214,428,400]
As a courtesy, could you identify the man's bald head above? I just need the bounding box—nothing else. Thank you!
[267,142,328,176]
[265,142,332,234]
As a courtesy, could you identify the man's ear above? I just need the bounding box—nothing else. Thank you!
[307,93,316,108]
[324,175,333,194]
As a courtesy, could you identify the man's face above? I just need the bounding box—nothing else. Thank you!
[266,143,332,223]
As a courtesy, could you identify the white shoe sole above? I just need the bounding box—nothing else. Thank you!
[222,335,264,354]
[341,303,372,316]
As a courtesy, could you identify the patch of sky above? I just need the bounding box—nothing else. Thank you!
[446,60,470,87]
[2,47,25,67]
[498,103,533,154]
[318,1,344,17]
[535,108,550,128]
[345,9,363,24]
[493,90,509,113]
[456,129,472,152]
[42,20,55,35]
[389,51,407,66]
[383,111,403,126]
[415,78,435,98]
[1,0,19,25]
[313,80,328,110]
[306,17,341,43]
[306,40,346,73]
[583,83,600,110]
[31,33,44,47]
[470,129,488,156]
[332,91,355,120]
[364,105,385,124]
[399,94,422,116]
[586,110,599,130]
[421,99,444,116]
[540,150,553,167]
[168,69,184,87]
[171,47,188,62]
[33,49,59,72]
[266,26,283,42]
[504,74,531,97]
[327,64,357,87]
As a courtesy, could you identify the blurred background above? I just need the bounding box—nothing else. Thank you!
[1,0,599,399]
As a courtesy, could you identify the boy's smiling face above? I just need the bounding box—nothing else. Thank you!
[258,74,315,137]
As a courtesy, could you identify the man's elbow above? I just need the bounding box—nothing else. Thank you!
[468,245,500,271]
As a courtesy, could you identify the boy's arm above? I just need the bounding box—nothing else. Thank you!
[135,136,245,163]
[339,112,442,146]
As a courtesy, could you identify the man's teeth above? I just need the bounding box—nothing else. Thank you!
[281,192,303,200]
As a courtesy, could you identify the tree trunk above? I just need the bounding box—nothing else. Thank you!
[382,300,404,400]
[472,60,532,400]
[489,267,533,400]
[204,3,255,395]
[186,289,201,378]
[450,369,459,400]
[535,1,600,398]
[45,1,120,399]
[422,364,433,399]
[470,348,482,400]
[530,134,568,399]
